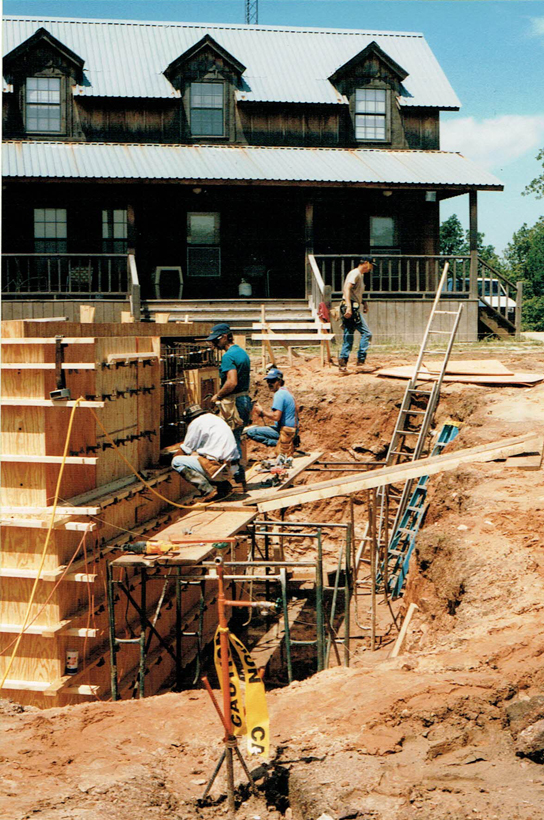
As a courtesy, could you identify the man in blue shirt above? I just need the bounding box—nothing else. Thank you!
[246,368,299,456]
[207,322,252,488]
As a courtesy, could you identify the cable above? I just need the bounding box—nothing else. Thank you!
[0,398,83,690]
[90,407,235,512]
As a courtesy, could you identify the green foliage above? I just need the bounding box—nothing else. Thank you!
[504,217,544,299]
[439,214,501,266]
[523,148,544,199]
[522,297,544,331]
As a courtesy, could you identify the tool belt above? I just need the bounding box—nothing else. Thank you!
[340,300,361,324]
[217,391,250,430]
[197,454,230,481]
[275,426,297,457]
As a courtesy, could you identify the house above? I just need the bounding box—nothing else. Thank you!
[2,15,518,339]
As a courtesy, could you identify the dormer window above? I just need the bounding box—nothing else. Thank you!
[355,88,388,141]
[26,77,63,133]
[190,82,225,137]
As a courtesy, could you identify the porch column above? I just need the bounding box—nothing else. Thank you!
[305,200,314,299]
[469,191,478,299]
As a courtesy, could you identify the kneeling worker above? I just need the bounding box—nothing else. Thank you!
[246,368,299,457]
[171,404,239,502]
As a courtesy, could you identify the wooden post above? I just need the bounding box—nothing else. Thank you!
[515,280,523,341]
[155,313,170,324]
[469,191,478,300]
[369,488,377,651]
[121,311,135,323]
[80,305,95,323]
[305,201,314,300]
[390,603,418,658]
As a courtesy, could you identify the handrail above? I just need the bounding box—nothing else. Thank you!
[128,252,141,321]
[477,257,517,332]
[308,253,326,315]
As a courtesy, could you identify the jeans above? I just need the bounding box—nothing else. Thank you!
[340,312,372,362]
[171,454,214,496]
[245,425,280,448]
[233,394,252,482]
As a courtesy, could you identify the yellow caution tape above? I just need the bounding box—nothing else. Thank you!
[213,628,246,737]
[213,627,270,758]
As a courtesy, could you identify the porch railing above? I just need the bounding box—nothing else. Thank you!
[1,254,130,298]
[308,253,326,316]
[313,254,472,297]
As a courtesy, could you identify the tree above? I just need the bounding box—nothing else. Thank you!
[504,217,544,299]
[439,214,501,266]
[523,148,544,199]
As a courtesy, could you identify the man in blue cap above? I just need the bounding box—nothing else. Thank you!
[245,368,299,457]
[339,257,374,372]
[206,322,252,488]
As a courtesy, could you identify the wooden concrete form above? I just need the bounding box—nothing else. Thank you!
[0,319,225,708]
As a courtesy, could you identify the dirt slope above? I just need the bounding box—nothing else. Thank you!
[1,347,544,820]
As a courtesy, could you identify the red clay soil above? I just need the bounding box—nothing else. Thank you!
[2,348,544,820]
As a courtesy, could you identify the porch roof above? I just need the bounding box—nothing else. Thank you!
[3,142,503,190]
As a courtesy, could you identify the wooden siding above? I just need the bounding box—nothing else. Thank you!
[402,109,440,150]
[239,104,340,146]
[1,300,131,323]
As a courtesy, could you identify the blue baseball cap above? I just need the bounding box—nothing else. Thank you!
[206,322,231,341]
[264,368,283,381]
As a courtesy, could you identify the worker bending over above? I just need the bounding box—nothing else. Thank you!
[207,322,252,488]
[171,404,239,502]
[339,257,374,372]
[246,368,299,457]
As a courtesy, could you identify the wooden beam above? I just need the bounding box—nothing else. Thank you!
[2,678,99,696]
[0,454,97,464]
[106,352,159,364]
[1,505,101,515]
[1,518,96,531]
[1,399,105,408]
[256,433,543,512]
[0,363,96,370]
[1,338,95,345]
[390,603,419,658]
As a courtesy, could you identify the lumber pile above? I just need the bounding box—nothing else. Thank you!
[0,320,230,707]
[376,360,544,386]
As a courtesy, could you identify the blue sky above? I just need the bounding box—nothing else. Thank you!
[4,0,544,254]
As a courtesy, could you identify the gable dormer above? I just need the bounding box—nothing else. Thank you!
[164,34,246,141]
[3,27,85,137]
[329,41,409,145]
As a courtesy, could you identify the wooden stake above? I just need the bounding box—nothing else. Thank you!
[390,603,419,658]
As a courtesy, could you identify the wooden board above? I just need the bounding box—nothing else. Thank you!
[147,507,258,542]
[256,433,543,512]
[227,451,323,506]
[422,359,513,375]
[1,320,211,339]
[377,365,544,385]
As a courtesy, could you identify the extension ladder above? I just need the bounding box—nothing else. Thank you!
[355,262,463,579]
[378,423,459,598]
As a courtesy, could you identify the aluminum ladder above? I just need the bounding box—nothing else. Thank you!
[355,262,463,579]
[378,423,460,598]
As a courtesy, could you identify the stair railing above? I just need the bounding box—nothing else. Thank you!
[128,252,141,321]
[477,258,520,336]
[307,253,326,317]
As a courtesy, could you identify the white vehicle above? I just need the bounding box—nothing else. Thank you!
[477,278,516,322]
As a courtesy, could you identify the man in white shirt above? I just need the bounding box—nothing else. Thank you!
[339,257,374,372]
[171,404,239,501]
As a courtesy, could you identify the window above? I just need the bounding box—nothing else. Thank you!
[102,209,128,253]
[355,89,387,141]
[34,208,67,252]
[190,82,224,137]
[26,77,62,133]
[370,216,397,249]
[187,212,220,277]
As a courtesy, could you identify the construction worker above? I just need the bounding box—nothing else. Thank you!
[171,404,240,502]
[339,257,374,372]
[246,368,299,457]
[207,322,252,489]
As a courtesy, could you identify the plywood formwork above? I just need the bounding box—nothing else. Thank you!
[0,319,234,708]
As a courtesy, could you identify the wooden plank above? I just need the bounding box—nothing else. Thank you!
[106,352,159,364]
[376,365,544,385]
[1,455,97,464]
[1,505,101,515]
[80,305,96,323]
[1,338,96,345]
[1,399,105,408]
[0,621,69,637]
[1,363,96,370]
[422,359,513,376]
[256,433,543,512]
[252,323,331,330]
[1,518,96,531]
[390,603,419,658]
[147,508,258,542]
[251,334,334,341]
[229,451,323,506]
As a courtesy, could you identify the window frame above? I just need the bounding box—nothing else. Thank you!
[186,211,221,277]
[33,207,68,253]
[353,87,390,143]
[24,75,66,135]
[370,215,399,252]
[189,81,226,138]
[102,208,128,254]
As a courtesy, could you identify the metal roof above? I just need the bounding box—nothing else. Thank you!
[3,16,461,108]
[2,142,502,189]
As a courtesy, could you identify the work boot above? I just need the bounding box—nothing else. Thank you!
[338,357,348,372]
[213,481,233,501]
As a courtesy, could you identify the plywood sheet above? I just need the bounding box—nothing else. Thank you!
[377,365,544,385]
[423,359,514,375]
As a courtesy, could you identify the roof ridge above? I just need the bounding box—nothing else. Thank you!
[2,15,425,38]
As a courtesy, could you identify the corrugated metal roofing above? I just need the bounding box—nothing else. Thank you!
[2,16,461,108]
[2,142,502,188]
